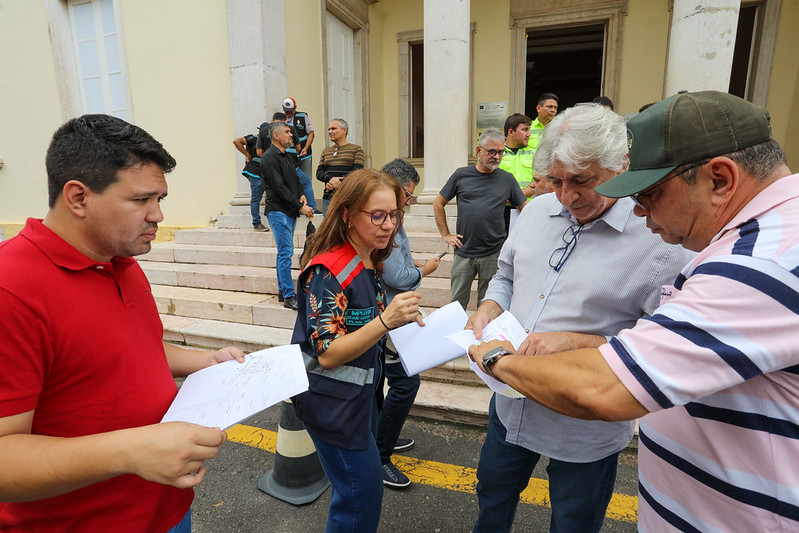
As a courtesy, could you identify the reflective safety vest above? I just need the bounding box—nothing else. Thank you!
[528,116,547,154]
[499,145,535,191]
[291,243,385,449]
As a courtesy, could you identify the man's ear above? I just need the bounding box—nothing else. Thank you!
[706,157,738,207]
[62,180,90,218]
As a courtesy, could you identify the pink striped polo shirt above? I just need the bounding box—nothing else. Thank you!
[601,173,799,531]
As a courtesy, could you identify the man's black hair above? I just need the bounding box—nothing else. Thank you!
[45,114,175,208]
[381,158,420,187]
[272,112,287,121]
[592,96,614,110]
[503,113,532,137]
[538,93,559,106]
[269,121,288,139]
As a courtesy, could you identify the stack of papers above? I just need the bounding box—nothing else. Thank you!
[445,312,525,398]
[161,344,309,429]
[388,302,468,376]
[388,303,526,398]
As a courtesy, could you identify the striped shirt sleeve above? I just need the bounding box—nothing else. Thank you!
[602,252,799,412]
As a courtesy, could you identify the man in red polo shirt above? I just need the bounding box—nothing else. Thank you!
[0,114,245,532]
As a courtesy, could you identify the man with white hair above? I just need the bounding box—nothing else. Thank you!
[433,128,527,310]
[467,104,694,532]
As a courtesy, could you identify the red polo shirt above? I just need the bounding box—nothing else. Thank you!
[0,219,192,532]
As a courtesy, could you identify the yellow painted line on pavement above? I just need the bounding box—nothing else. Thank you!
[227,423,277,452]
[227,424,637,523]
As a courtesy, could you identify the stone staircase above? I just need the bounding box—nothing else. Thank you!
[139,203,493,426]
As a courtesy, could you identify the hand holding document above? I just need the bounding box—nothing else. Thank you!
[446,311,526,398]
[161,344,309,429]
[388,302,468,376]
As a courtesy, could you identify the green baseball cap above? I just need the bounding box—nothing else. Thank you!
[595,90,772,198]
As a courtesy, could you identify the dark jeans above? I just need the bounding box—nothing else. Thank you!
[473,395,619,533]
[246,175,266,226]
[376,349,420,464]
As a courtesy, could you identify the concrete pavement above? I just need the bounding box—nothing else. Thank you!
[191,404,639,533]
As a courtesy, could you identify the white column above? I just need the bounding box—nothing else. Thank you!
[664,0,741,95]
[225,0,287,212]
[417,0,471,204]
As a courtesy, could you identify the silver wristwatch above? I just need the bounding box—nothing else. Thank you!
[482,347,511,381]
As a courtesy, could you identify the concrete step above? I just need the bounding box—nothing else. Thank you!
[141,242,455,278]
[220,201,456,218]
[421,354,485,387]
[152,285,299,329]
[161,314,293,353]
[217,212,454,233]
[170,227,450,256]
[141,261,280,294]
[173,226,316,248]
[141,261,476,309]
[410,379,491,426]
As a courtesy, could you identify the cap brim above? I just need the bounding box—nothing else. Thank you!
[595,165,677,198]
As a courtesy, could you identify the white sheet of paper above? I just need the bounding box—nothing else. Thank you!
[388,301,469,376]
[445,311,526,398]
[161,344,309,429]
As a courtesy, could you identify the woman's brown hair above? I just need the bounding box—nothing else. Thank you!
[301,168,404,271]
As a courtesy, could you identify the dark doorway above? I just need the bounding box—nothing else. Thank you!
[410,42,424,158]
[525,24,605,117]
[729,4,757,99]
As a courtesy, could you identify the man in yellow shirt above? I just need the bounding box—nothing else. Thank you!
[500,113,535,234]
[529,92,559,153]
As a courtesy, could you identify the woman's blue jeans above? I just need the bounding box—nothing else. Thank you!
[306,428,383,533]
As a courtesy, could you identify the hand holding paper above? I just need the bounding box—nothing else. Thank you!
[388,302,468,375]
[161,345,309,429]
[446,311,526,398]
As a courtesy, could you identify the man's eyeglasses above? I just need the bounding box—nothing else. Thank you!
[631,159,710,210]
[402,186,414,200]
[481,148,505,157]
[360,209,404,226]
[549,223,583,272]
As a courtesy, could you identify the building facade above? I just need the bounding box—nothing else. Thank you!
[1,0,797,232]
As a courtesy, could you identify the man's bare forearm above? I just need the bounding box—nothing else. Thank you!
[433,196,450,237]
[0,413,226,502]
[488,347,647,421]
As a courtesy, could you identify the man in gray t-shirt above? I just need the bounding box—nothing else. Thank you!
[433,128,527,310]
